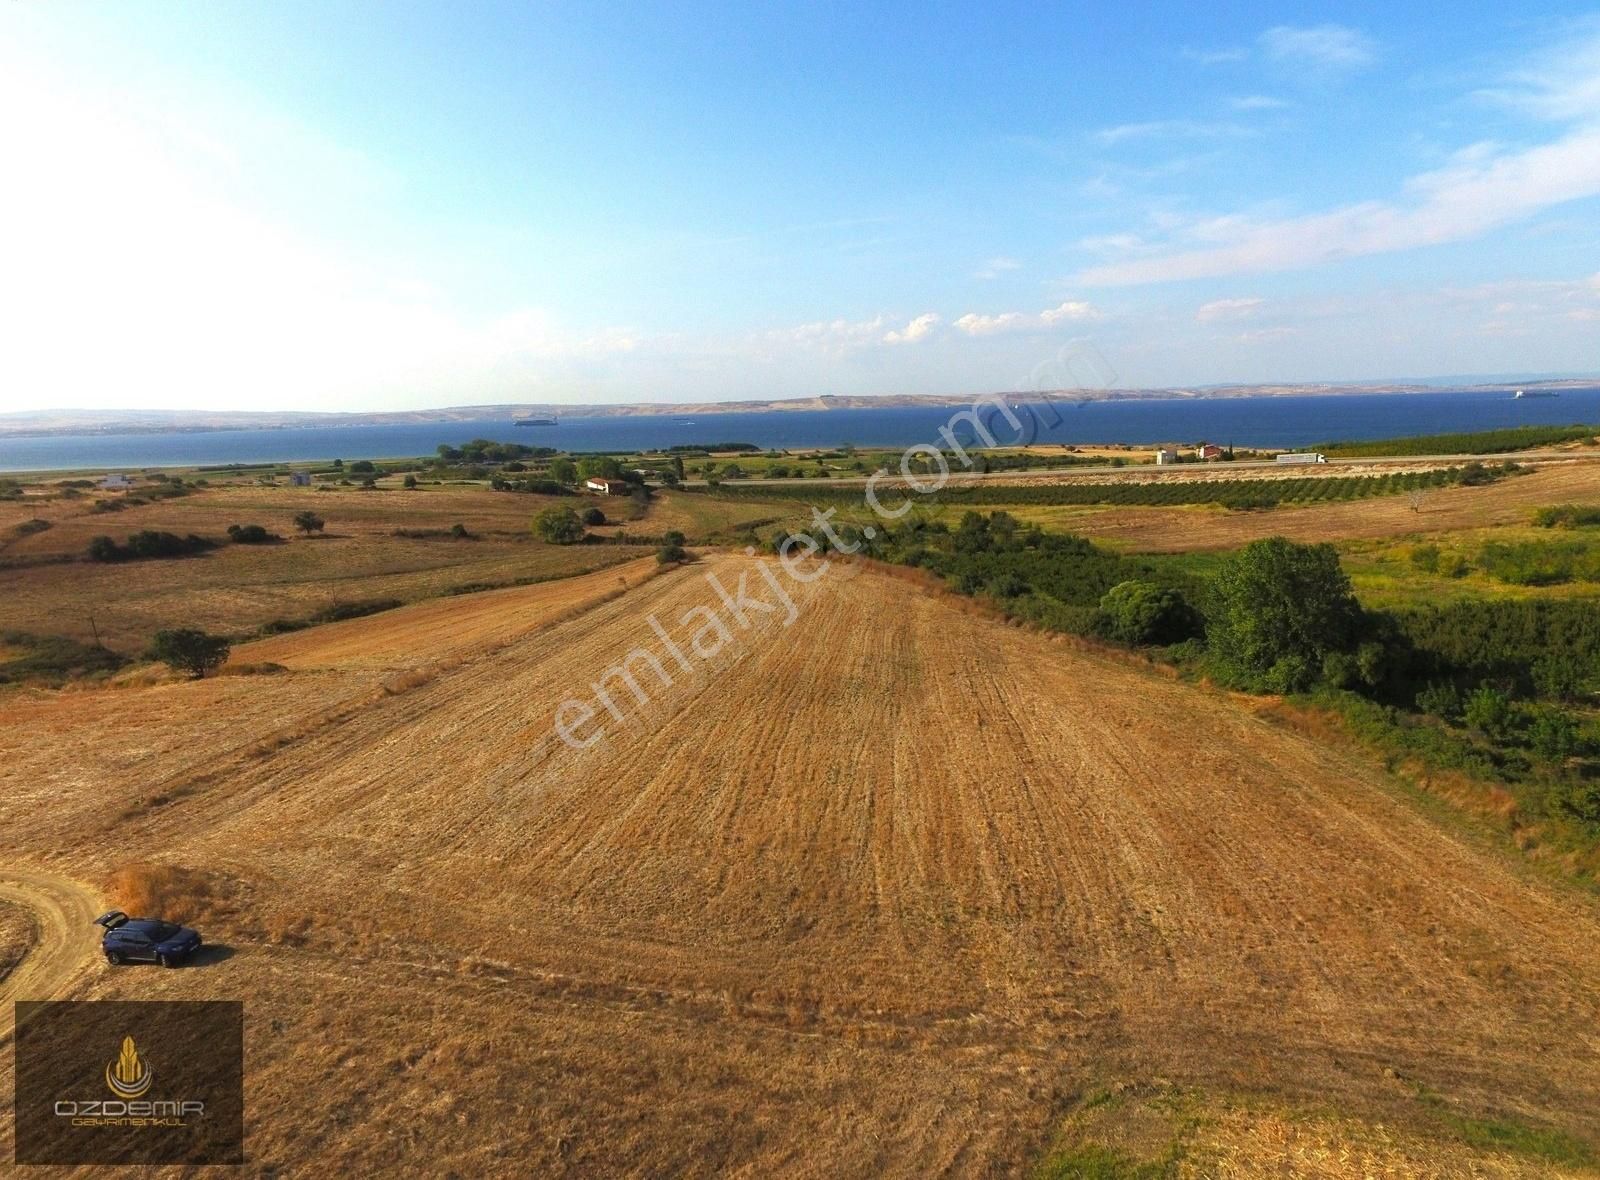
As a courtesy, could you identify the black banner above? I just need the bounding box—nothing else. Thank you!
[13,1000,244,1165]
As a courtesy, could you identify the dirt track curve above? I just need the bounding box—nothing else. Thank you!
[0,870,101,1038]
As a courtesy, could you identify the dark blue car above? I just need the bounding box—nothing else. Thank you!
[95,910,202,967]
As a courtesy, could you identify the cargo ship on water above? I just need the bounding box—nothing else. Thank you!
[513,414,559,426]
[1513,389,1558,399]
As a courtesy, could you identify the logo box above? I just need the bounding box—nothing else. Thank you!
[13,1000,244,1165]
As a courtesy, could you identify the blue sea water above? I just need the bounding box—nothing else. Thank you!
[2,388,1598,473]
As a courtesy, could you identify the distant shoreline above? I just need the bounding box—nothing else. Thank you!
[3,379,1596,438]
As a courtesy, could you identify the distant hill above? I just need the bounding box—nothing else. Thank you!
[3,377,1596,436]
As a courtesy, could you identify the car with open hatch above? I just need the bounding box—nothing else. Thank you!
[95,910,202,967]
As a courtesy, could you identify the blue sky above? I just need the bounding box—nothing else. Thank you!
[3,3,1599,411]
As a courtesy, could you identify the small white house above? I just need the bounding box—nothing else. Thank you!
[1154,448,1179,466]
[100,473,133,490]
[585,476,630,495]
[289,472,313,486]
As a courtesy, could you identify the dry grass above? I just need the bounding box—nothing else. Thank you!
[0,483,789,650]
[0,898,32,984]
[3,558,1600,1174]
[979,460,1600,552]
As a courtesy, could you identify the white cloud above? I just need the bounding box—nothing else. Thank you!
[954,301,1099,336]
[1078,26,1600,287]
[883,313,941,344]
[1041,300,1099,324]
[1196,297,1264,322]
[1076,127,1600,285]
[954,311,1029,336]
[1489,20,1600,121]
[1260,24,1377,75]
[771,315,888,350]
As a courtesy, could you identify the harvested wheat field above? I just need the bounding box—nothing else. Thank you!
[995,459,1600,553]
[3,555,1600,1174]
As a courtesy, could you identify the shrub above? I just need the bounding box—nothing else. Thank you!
[1462,683,1514,741]
[1533,504,1600,528]
[1094,580,1201,646]
[293,511,326,535]
[1415,681,1462,719]
[311,599,402,623]
[226,523,279,544]
[1410,543,1440,572]
[1206,537,1362,690]
[1527,708,1581,763]
[985,573,1028,598]
[0,631,126,684]
[403,474,418,489]
[149,628,232,679]
[534,506,585,544]
[656,543,689,565]
[581,506,608,526]
[88,531,214,562]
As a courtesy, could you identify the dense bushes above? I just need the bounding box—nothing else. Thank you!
[226,523,281,544]
[1319,422,1598,457]
[1204,538,1371,692]
[1474,539,1600,585]
[1387,599,1600,700]
[729,465,1492,509]
[1094,580,1202,646]
[311,599,403,623]
[1533,504,1600,528]
[491,476,573,495]
[0,630,126,684]
[534,506,586,544]
[149,629,231,678]
[88,531,215,562]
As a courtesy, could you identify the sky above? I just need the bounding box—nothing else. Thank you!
[2,2,1599,412]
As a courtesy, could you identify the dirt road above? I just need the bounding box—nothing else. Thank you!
[0,870,101,1038]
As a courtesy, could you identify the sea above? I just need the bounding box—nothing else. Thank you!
[3,388,1599,473]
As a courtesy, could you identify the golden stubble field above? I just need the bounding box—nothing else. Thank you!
[0,483,787,648]
[981,458,1600,552]
[2,555,1600,1175]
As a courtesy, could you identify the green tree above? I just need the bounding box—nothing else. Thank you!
[534,506,585,544]
[293,511,326,536]
[549,457,578,484]
[1207,537,1362,691]
[403,474,418,489]
[1095,580,1200,646]
[1463,683,1514,740]
[577,456,623,479]
[150,628,231,679]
